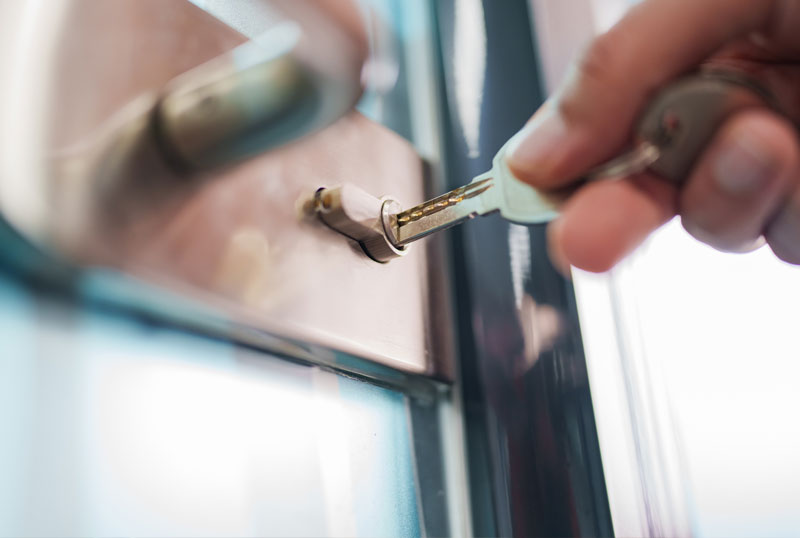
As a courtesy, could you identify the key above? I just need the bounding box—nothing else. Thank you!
[387,146,565,247]
[388,138,661,246]
[387,71,778,248]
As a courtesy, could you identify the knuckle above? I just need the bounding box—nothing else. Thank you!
[577,32,622,86]
[559,30,627,123]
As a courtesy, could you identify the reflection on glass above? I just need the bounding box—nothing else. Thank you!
[0,272,419,537]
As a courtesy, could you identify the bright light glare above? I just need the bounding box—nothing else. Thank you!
[85,348,332,537]
[453,0,486,158]
[628,220,800,537]
[577,218,800,537]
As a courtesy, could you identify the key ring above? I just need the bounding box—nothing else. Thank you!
[586,140,661,180]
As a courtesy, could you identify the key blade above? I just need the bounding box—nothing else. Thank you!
[395,177,494,225]
[390,141,567,247]
[392,177,496,246]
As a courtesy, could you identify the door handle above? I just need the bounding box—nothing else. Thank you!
[155,22,362,172]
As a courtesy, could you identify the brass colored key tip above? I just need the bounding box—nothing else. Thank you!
[395,177,494,225]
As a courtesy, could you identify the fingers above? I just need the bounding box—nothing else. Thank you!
[679,110,799,252]
[506,0,781,189]
[549,110,800,273]
[548,174,678,273]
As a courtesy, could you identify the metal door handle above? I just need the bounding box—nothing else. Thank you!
[155,22,362,171]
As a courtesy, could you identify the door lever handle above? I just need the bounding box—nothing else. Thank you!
[154,22,362,171]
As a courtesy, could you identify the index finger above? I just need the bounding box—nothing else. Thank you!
[505,0,782,188]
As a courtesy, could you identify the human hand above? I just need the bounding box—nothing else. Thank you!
[505,0,800,273]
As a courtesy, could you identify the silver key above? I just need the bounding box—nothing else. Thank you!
[388,139,660,247]
[388,142,566,247]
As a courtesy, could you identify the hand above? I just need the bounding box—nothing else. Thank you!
[505,0,800,273]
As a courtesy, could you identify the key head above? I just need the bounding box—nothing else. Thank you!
[479,141,564,224]
[637,72,774,184]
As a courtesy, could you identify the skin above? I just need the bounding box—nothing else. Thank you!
[505,0,800,273]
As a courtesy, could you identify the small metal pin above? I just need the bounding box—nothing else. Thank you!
[585,141,661,181]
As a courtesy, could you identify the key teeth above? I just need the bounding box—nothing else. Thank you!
[396,178,494,225]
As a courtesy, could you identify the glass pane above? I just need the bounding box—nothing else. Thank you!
[0,270,420,537]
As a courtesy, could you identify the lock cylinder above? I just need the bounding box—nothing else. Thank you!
[314,184,406,263]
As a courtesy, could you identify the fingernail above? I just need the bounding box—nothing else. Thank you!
[506,105,571,183]
[713,131,778,195]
